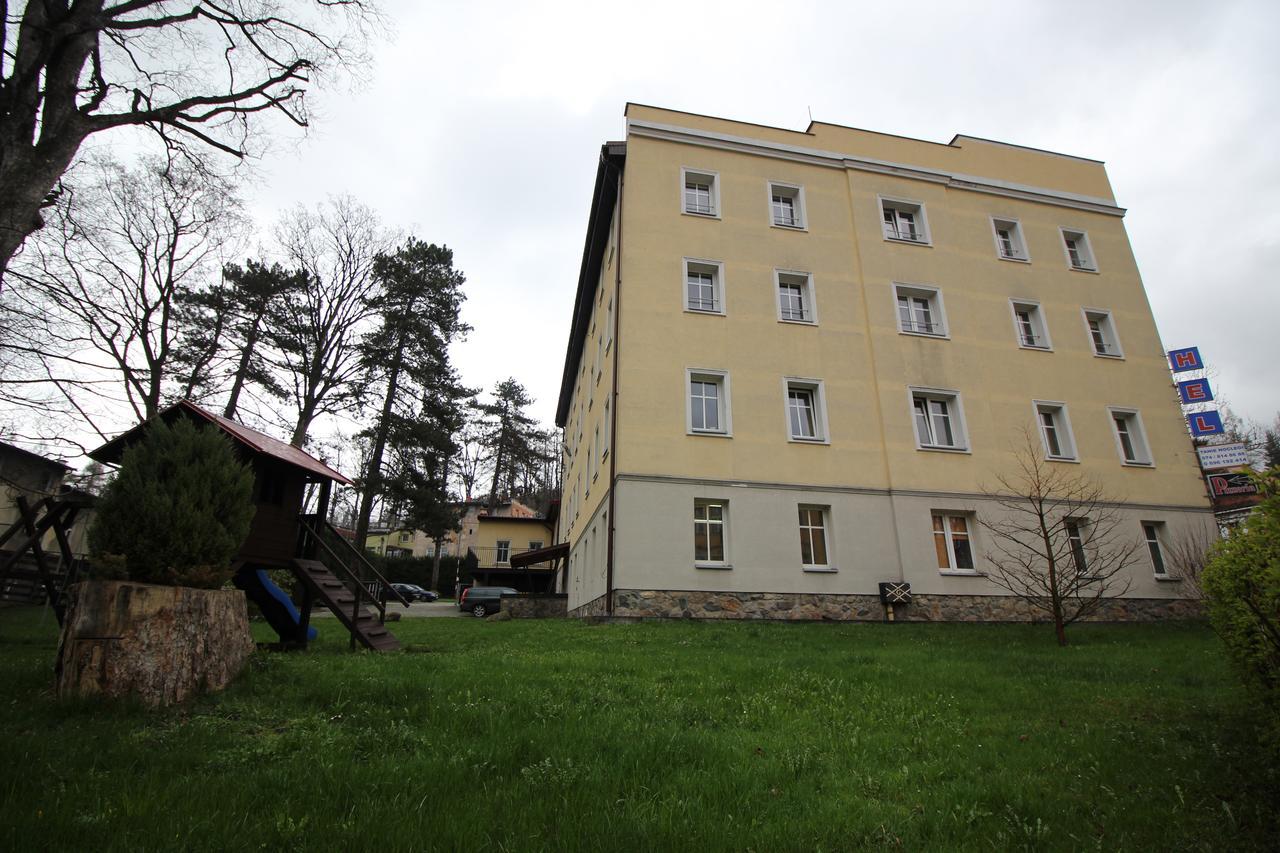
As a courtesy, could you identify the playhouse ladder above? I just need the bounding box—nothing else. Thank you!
[291,559,401,651]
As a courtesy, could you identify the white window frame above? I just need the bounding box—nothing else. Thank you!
[798,505,834,571]
[1064,518,1090,575]
[686,368,732,437]
[894,283,948,338]
[1107,406,1153,466]
[693,499,730,568]
[908,386,970,452]
[496,540,511,565]
[1082,308,1123,359]
[775,269,818,325]
[681,167,720,218]
[766,181,806,230]
[683,257,726,315]
[1033,400,1078,461]
[1142,522,1170,577]
[991,216,1030,262]
[932,512,978,574]
[880,195,932,245]
[1060,227,1098,272]
[782,377,830,444]
[1010,299,1052,351]
[602,398,611,459]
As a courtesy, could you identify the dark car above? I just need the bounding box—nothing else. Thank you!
[458,585,518,618]
[390,583,439,603]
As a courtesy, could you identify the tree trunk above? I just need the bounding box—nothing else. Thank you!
[223,318,263,419]
[431,535,444,591]
[353,339,406,549]
[55,580,255,707]
[487,426,507,512]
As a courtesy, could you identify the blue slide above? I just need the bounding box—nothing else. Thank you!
[233,566,318,642]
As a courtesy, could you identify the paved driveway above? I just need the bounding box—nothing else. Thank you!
[310,600,463,619]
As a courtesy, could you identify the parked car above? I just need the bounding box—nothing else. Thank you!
[458,585,518,618]
[390,583,438,603]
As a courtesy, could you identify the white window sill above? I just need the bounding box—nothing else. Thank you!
[938,570,985,577]
[802,566,837,573]
[1154,575,1182,583]
[917,444,971,454]
[683,308,726,317]
[898,329,950,341]
[683,210,721,221]
[1045,455,1080,464]
[778,318,817,326]
[787,436,830,445]
[688,430,733,439]
[695,562,733,570]
[883,235,933,247]
[1017,344,1053,353]
[1092,352,1125,360]
[771,222,808,232]
[1069,265,1100,274]
[1120,460,1155,469]
[998,255,1031,264]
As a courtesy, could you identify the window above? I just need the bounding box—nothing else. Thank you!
[399,532,412,544]
[1065,520,1088,575]
[1109,408,1152,465]
[932,514,975,571]
[683,258,725,314]
[529,540,544,552]
[1143,523,1169,576]
[798,506,831,569]
[784,378,828,442]
[603,398,611,457]
[768,182,805,228]
[496,540,511,564]
[1010,300,1050,350]
[992,217,1029,261]
[682,168,719,217]
[1034,401,1077,461]
[687,369,731,436]
[895,284,946,337]
[910,388,968,451]
[693,500,727,565]
[1083,309,1122,357]
[776,270,817,324]
[881,197,930,244]
[593,425,600,477]
[1061,228,1097,271]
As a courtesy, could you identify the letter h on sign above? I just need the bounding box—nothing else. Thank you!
[1177,378,1214,404]
[1188,411,1225,437]
[1168,346,1203,373]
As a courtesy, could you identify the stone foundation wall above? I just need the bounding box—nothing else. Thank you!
[569,593,610,618]
[604,589,1202,623]
[502,594,568,619]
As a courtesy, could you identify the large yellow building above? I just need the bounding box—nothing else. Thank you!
[554,104,1213,620]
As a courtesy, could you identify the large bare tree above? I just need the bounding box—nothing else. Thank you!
[980,434,1141,646]
[8,155,246,429]
[0,0,378,281]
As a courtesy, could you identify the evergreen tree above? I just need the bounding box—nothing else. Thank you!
[88,419,254,588]
[352,239,472,549]
[1264,428,1280,470]
[477,379,550,510]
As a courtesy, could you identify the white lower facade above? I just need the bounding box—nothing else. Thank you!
[565,474,1213,616]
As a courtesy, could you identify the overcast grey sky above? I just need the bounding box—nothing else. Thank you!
[241,0,1280,430]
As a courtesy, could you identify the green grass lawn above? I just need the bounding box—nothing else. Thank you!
[0,607,1274,852]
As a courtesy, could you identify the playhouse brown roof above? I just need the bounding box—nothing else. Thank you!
[89,400,353,485]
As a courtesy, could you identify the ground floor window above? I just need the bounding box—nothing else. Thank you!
[798,506,830,568]
[933,514,974,571]
[694,500,726,564]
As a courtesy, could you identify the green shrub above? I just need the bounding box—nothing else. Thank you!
[88,418,255,588]
[1202,470,1280,752]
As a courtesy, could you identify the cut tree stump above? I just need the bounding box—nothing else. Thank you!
[55,580,255,707]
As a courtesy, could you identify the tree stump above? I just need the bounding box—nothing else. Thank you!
[55,580,255,707]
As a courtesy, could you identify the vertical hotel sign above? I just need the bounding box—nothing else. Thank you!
[1168,346,1225,438]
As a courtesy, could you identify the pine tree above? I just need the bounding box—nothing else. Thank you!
[88,419,254,588]
[476,379,550,510]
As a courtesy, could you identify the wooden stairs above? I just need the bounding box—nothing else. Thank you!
[292,558,400,651]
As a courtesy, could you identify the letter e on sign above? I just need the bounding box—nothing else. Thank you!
[1177,378,1214,404]
[1167,346,1203,373]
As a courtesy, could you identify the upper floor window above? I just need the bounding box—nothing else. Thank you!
[1083,309,1122,358]
[682,168,719,217]
[496,540,511,564]
[768,182,806,228]
[1034,401,1077,461]
[895,284,946,337]
[687,368,731,436]
[881,197,930,244]
[785,378,828,443]
[776,270,817,324]
[911,387,968,451]
[1011,300,1051,350]
[991,217,1029,261]
[1109,407,1152,465]
[1061,228,1097,271]
[683,258,725,314]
